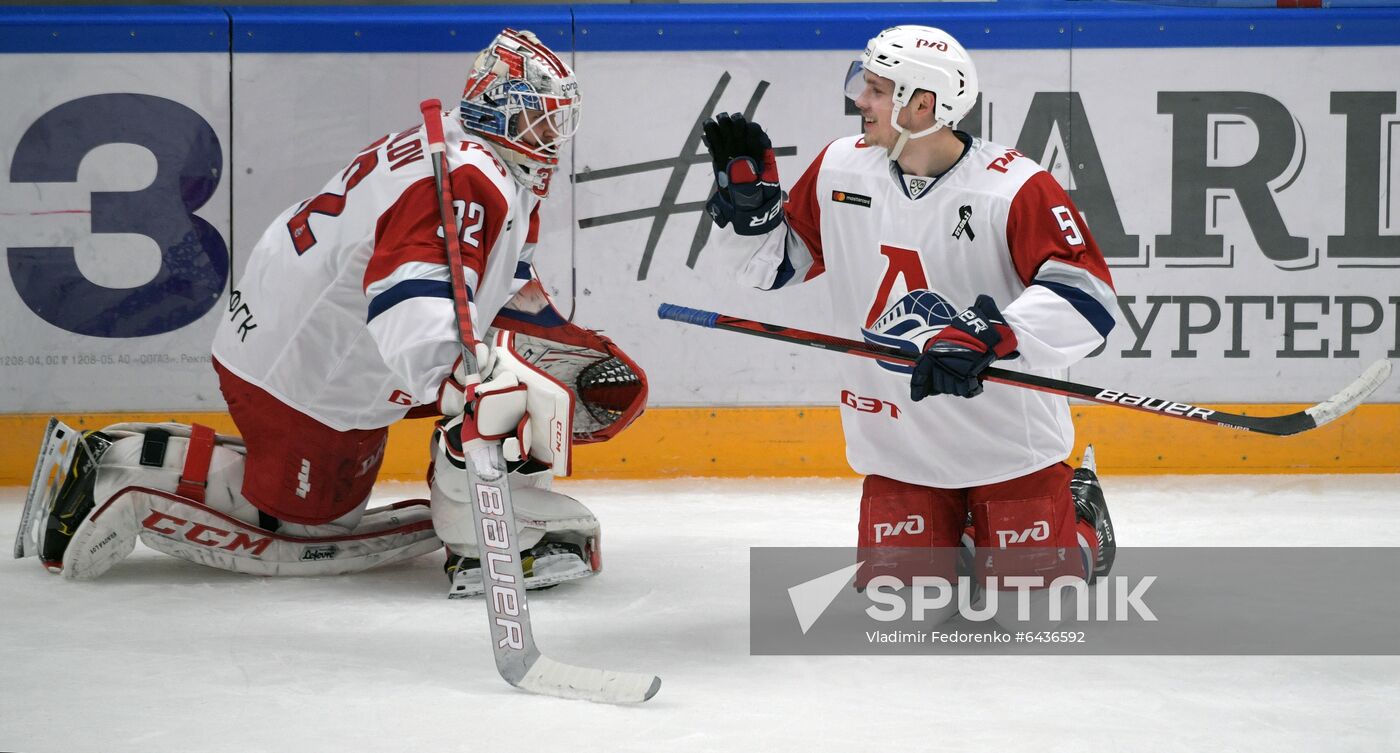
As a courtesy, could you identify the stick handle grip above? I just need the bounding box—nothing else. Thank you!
[420,98,446,148]
[657,303,719,328]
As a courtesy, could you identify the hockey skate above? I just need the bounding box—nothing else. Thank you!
[1071,445,1116,582]
[13,419,115,572]
[446,537,596,598]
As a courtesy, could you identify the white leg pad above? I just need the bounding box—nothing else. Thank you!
[433,482,599,553]
[61,425,441,579]
[66,490,439,579]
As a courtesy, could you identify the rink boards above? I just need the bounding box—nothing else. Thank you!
[1,4,1398,479]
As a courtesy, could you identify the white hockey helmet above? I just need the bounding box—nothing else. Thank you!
[844,25,978,158]
[459,28,581,195]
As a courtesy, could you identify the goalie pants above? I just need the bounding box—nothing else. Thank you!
[215,358,388,526]
[856,462,1097,587]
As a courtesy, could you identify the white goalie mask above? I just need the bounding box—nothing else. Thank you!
[844,25,978,159]
[459,28,581,196]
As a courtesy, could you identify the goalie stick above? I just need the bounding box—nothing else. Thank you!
[657,303,1391,437]
[421,100,659,703]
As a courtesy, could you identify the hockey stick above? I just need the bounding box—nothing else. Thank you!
[657,303,1391,437]
[421,100,659,703]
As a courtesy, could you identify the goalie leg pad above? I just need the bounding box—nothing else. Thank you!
[35,421,440,579]
[66,489,439,579]
[432,449,600,598]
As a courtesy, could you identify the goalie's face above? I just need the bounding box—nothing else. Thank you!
[514,98,580,155]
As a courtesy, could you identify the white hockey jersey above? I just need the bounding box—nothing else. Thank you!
[717,134,1118,487]
[212,114,541,431]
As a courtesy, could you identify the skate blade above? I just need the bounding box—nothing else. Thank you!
[13,418,81,562]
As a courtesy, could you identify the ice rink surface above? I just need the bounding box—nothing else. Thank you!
[3,474,1399,753]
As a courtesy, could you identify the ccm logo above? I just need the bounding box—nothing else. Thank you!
[873,514,925,543]
[995,521,1050,547]
[552,418,566,454]
[141,510,272,556]
[1095,390,1215,420]
[842,389,902,418]
[915,39,949,51]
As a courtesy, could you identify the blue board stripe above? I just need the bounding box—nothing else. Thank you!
[0,6,229,53]
[4,4,1400,53]
[229,6,572,53]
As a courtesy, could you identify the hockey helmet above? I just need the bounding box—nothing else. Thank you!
[460,29,581,194]
[844,25,978,157]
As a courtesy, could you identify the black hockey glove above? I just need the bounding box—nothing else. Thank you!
[701,113,784,236]
[911,295,1020,401]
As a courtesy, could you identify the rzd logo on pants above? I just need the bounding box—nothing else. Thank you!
[995,521,1050,547]
[873,514,925,543]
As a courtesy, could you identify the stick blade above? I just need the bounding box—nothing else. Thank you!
[1305,359,1392,430]
[514,655,661,704]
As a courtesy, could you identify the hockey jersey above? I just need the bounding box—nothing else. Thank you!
[212,114,541,431]
[717,134,1118,487]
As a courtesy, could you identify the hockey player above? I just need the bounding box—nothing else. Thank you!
[16,29,647,597]
[701,25,1116,614]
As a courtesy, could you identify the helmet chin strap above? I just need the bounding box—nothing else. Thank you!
[886,101,946,162]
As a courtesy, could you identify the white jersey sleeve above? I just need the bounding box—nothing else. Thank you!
[212,115,538,431]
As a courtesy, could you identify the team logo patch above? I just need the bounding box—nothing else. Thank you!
[831,190,872,207]
[952,204,976,241]
[860,289,960,375]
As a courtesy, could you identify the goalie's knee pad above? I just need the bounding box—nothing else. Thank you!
[434,485,602,598]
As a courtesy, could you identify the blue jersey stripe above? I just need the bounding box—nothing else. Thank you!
[1033,279,1116,339]
[367,279,456,323]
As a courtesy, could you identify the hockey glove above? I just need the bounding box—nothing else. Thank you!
[910,295,1020,401]
[701,113,784,236]
[437,349,531,468]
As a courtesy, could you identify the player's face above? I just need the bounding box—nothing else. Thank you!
[852,71,898,148]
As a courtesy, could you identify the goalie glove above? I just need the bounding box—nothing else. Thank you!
[701,112,784,236]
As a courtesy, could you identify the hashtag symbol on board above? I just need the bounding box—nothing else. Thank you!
[574,73,798,281]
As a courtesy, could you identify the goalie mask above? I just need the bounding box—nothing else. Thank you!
[460,28,581,196]
[843,25,978,160]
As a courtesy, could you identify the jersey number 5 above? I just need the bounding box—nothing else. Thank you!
[1051,205,1086,248]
